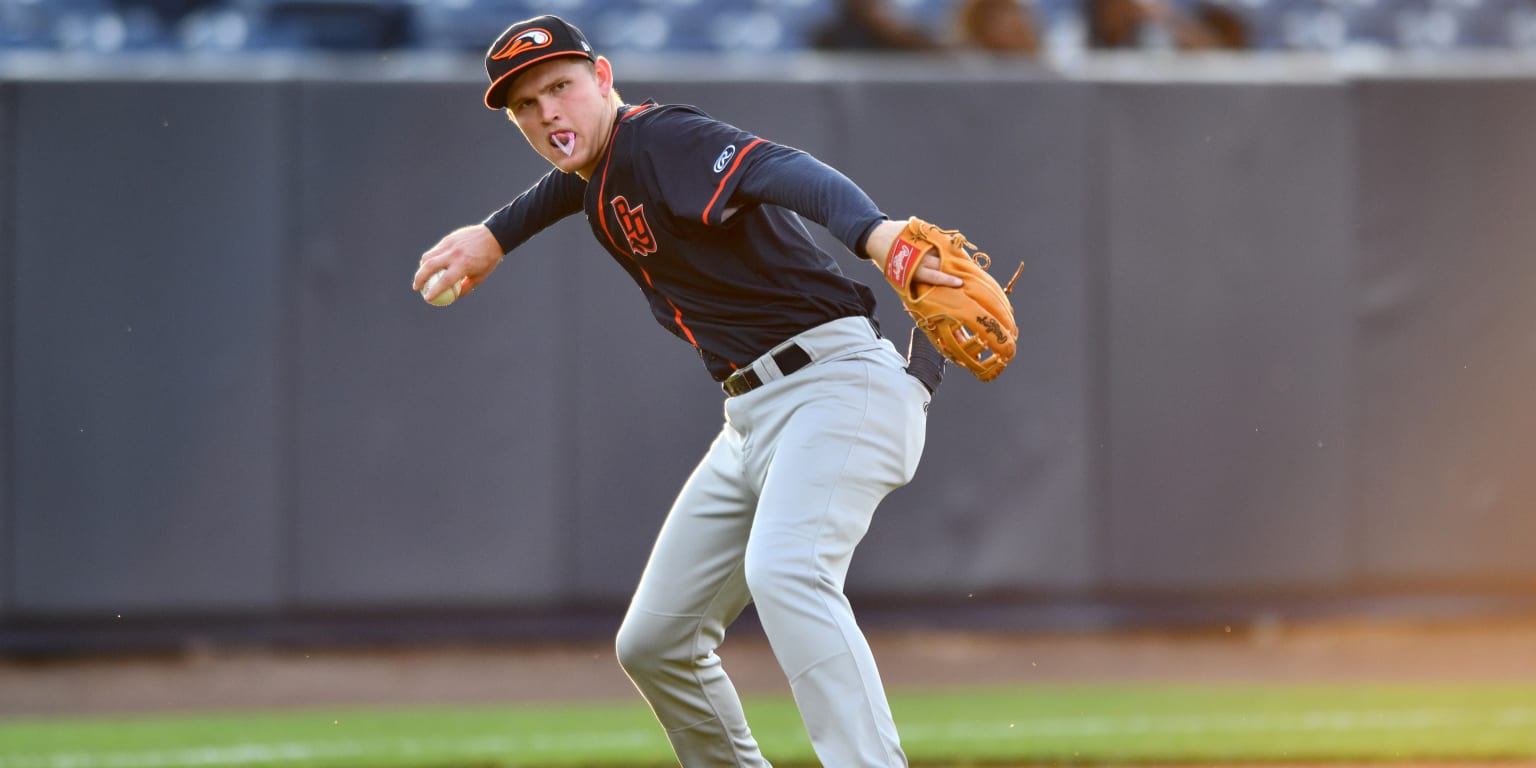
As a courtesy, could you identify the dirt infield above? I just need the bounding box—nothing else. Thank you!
[4,616,1536,718]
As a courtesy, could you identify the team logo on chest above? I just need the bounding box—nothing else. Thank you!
[610,195,658,257]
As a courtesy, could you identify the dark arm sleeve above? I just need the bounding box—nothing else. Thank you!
[731,146,888,259]
[481,168,587,253]
[636,107,887,257]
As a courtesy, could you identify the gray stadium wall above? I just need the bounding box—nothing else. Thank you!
[1,81,13,620]
[1351,78,1536,583]
[3,58,1536,641]
[8,81,291,615]
[1095,82,1359,591]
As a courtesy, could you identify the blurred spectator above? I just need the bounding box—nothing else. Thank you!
[811,0,945,51]
[953,0,1041,54]
[1087,0,1249,50]
[1194,2,1249,49]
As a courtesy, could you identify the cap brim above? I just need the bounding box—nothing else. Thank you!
[483,51,595,110]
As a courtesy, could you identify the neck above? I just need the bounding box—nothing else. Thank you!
[576,94,624,181]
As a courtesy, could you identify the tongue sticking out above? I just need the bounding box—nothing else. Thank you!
[552,131,576,157]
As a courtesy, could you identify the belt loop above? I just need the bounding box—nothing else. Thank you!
[722,340,813,397]
[772,342,812,377]
[721,316,873,397]
[756,349,784,382]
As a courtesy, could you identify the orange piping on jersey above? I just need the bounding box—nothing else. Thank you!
[702,138,765,225]
[596,104,659,255]
[667,300,698,346]
[596,104,701,349]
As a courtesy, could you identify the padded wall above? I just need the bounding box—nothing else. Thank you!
[4,62,1536,628]
[8,82,290,614]
[1350,79,1536,584]
[1096,83,1357,591]
[1,82,13,617]
[289,80,581,607]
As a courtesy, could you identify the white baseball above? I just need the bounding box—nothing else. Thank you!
[422,269,460,307]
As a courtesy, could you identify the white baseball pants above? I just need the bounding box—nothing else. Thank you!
[616,316,929,768]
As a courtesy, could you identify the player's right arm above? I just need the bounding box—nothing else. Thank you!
[413,168,586,299]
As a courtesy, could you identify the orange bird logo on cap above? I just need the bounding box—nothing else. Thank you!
[492,28,552,60]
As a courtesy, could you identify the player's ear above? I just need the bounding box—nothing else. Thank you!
[594,56,613,96]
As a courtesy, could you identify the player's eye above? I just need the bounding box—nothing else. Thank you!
[552,81,568,93]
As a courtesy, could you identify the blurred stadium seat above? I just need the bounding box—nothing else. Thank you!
[413,0,537,51]
[1458,0,1536,48]
[4,0,1536,53]
[1,0,130,51]
[259,0,414,49]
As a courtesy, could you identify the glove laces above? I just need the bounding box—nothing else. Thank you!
[943,227,1024,296]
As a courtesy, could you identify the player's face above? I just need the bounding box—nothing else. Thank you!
[505,57,614,180]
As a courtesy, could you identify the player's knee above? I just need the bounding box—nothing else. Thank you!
[615,611,685,679]
[743,552,823,608]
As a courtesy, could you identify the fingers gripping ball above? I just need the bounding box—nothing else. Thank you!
[422,269,462,307]
[884,217,1023,382]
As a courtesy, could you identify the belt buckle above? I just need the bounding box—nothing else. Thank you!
[722,370,750,397]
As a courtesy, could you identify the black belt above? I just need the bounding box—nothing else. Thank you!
[722,343,813,397]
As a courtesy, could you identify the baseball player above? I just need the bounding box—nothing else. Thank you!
[412,15,1015,767]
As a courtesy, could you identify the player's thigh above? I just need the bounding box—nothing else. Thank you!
[751,356,927,574]
[628,426,758,616]
[767,353,927,504]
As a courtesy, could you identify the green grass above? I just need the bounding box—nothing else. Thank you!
[2,684,1535,767]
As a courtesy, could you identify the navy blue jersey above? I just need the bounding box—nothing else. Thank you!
[485,102,888,381]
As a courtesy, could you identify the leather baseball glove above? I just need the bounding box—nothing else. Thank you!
[882,217,1022,382]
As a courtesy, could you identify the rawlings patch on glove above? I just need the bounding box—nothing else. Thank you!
[884,217,1022,382]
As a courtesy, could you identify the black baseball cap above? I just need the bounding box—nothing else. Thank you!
[483,15,597,111]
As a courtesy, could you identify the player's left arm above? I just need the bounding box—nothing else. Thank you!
[634,109,951,288]
[738,148,1021,383]
[729,148,959,289]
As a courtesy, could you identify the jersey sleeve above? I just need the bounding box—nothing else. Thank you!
[634,108,772,229]
[730,147,888,258]
[481,168,587,254]
[635,107,886,257]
